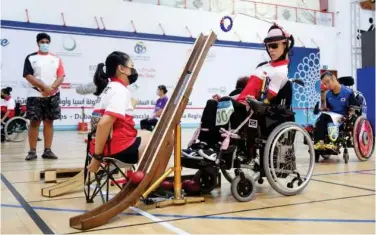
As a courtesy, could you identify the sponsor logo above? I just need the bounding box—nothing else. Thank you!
[62,36,77,51]
[57,36,81,57]
[134,41,146,54]
[207,86,226,94]
[1,38,10,47]
[61,83,71,89]
[132,41,150,61]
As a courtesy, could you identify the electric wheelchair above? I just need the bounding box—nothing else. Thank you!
[304,76,374,163]
[1,103,29,142]
[182,79,315,202]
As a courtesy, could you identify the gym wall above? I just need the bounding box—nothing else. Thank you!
[0,0,363,129]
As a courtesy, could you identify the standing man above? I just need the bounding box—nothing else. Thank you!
[140,85,168,131]
[23,33,65,161]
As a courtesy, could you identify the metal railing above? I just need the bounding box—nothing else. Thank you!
[129,0,334,27]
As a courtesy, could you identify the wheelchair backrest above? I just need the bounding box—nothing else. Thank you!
[14,102,22,116]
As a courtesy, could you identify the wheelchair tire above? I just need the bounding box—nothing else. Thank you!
[230,174,256,202]
[4,116,29,142]
[353,116,374,161]
[263,122,315,196]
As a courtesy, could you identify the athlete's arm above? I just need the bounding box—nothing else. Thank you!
[94,114,116,155]
[51,58,65,91]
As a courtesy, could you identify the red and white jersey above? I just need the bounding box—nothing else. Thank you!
[236,60,289,103]
[1,96,16,119]
[89,78,137,156]
[23,52,65,97]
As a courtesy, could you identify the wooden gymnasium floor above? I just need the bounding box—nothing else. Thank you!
[1,130,375,234]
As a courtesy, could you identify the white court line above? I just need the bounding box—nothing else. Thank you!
[90,187,190,235]
[130,206,190,235]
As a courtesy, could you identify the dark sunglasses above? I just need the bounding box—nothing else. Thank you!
[267,43,280,49]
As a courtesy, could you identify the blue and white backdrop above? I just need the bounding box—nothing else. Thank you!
[1,21,320,129]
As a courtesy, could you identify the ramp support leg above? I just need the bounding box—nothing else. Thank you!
[142,123,205,208]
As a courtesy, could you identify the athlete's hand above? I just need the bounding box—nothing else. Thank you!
[246,95,256,101]
[87,159,101,173]
[43,85,54,94]
[212,94,221,101]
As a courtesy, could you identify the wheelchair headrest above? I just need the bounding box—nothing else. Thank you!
[290,78,305,87]
[338,76,354,86]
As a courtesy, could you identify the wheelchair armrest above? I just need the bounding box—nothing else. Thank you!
[246,97,268,115]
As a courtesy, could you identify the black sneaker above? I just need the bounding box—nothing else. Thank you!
[182,148,202,159]
[42,148,58,159]
[25,150,37,161]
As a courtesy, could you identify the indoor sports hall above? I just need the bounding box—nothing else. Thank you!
[1,0,375,234]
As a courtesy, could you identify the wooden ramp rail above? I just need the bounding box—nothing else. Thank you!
[69,31,217,231]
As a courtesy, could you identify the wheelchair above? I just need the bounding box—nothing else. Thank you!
[304,77,374,164]
[182,79,315,202]
[83,123,136,204]
[1,103,29,142]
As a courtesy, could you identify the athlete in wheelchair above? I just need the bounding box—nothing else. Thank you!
[181,24,315,202]
[305,72,374,163]
[1,87,29,142]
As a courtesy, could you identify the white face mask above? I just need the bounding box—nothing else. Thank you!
[39,43,50,52]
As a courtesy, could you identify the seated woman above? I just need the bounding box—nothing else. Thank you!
[140,85,168,131]
[1,87,16,142]
[87,51,152,173]
[183,23,295,161]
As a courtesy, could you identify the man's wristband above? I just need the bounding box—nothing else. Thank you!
[92,153,104,161]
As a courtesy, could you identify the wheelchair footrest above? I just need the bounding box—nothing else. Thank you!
[181,155,214,169]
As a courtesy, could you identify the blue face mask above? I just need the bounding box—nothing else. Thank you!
[39,43,50,53]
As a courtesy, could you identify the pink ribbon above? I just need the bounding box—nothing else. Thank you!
[188,124,209,147]
[220,111,254,150]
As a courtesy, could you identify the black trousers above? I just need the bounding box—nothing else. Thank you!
[314,113,333,143]
[140,118,158,131]
[197,97,247,148]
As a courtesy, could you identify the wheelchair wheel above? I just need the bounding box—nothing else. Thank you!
[263,122,315,196]
[230,174,256,202]
[353,116,374,161]
[4,117,29,142]
[220,147,259,184]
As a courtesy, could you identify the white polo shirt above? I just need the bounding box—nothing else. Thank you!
[23,52,65,97]
[89,78,137,156]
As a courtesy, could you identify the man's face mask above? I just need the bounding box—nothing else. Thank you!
[39,42,50,53]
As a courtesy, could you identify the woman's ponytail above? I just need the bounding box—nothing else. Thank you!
[93,63,109,96]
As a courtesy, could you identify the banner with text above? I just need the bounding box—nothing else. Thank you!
[1,28,320,128]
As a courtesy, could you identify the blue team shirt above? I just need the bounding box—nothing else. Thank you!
[326,85,355,115]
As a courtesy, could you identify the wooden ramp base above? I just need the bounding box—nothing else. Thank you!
[156,196,205,208]
[41,170,84,197]
[40,168,82,183]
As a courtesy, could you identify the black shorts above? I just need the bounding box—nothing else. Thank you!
[110,137,141,164]
[26,92,61,121]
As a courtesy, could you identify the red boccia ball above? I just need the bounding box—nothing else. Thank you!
[130,171,145,184]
